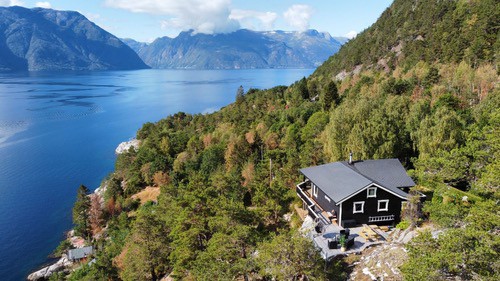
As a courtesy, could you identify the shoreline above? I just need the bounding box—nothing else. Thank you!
[27,139,138,280]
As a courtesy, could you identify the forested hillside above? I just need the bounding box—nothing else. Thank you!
[314,0,498,78]
[62,0,499,280]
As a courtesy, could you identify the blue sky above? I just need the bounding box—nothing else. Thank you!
[1,0,393,42]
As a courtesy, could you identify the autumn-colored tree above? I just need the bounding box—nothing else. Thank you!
[89,194,104,237]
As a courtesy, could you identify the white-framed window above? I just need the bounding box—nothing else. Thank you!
[325,195,331,202]
[312,183,318,198]
[353,201,365,214]
[367,187,377,198]
[378,199,389,212]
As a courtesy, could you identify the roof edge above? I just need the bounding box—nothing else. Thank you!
[336,182,409,205]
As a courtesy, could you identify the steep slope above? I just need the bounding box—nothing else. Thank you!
[0,6,148,71]
[136,29,343,69]
[314,0,499,78]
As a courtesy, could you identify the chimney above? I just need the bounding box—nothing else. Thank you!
[349,152,353,164]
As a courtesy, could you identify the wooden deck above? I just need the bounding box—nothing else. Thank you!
[359,224,380,241]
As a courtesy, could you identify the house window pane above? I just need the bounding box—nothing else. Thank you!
[378,200,389,212]
[367,187,377,198]
[353,201,364,214]
[313,184,318,197]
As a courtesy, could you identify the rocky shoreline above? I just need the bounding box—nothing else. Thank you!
[115,139,140,154]
[27,139,133,280]
[27,255,73,281]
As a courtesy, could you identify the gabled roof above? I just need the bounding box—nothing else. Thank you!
[300,159,414,204]
[342,159,416,190]
[68,246,93,260]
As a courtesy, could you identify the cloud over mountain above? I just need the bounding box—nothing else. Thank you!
[106,0,317,35]
[106,0,239,34]
[284,4,313,32]
[35,2,51,8]
[0,0,24,6]
[345,30,357,39]
[229,9,277,31]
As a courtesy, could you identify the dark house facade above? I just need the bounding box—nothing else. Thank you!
[296,158,415,227]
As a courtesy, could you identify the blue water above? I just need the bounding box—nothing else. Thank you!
[0,69,313,280]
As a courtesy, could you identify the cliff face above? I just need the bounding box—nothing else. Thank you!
[130,29,344,69]
[0,6,149,72]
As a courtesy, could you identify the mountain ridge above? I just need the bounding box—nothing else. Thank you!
[123,29,346,69]
[0,6,148,72]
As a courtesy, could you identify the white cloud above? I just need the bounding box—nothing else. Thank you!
[0,0,24,6]
[283,4,313,32]
[105,0,239,34]
[35,2,51,8]
[346,30,358,39]
[229,9,277,31]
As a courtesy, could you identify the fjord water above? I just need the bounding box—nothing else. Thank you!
[0,69,313,280]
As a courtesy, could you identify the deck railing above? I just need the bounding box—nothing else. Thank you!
[296,183,313,206]
[296,182,329,225]
[368,215,395,222]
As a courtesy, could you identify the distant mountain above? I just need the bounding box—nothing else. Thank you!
[332,37,350,45]
[0,6,148,72]
[120,38,148,54]
[127,29,343,69]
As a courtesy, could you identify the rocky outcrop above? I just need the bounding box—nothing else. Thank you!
[27,255,73,280]
[349,243,408,281]
[115,139,140,154]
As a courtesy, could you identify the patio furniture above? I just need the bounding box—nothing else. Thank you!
[328,239,338,249]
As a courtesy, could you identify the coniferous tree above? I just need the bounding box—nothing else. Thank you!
[72,184,91,239]
[235,85,244,103]
[297,77,309,99]
[321,80,339,111]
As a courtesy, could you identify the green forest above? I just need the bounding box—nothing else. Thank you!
[57,0,499,280]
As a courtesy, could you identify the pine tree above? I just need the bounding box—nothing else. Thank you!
[235,85,244,103]
[321,81,339,111]
[72,184,91,239]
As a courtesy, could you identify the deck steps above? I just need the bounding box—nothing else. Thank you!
[360,224,380,241]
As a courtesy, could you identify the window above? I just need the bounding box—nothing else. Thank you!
[353,201,364,214]
[312,183,318,198]
[378,200,389,212]
[325,195,331,202]
[367,187,377,198]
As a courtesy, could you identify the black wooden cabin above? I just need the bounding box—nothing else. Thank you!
[297,158,416,227]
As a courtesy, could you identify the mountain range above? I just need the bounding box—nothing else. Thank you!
[0,6,346,72]
[124,29,345,69]
[0,6,148,72]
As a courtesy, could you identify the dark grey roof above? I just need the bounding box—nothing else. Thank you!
[300,159,414,204]
[68,246,93,260]
[343,159,416,189]
[300,162,371,203]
